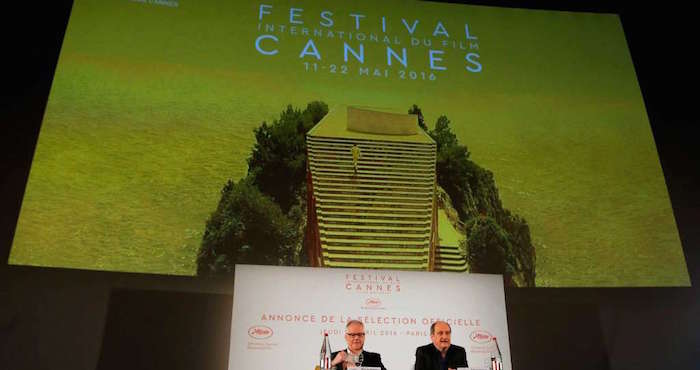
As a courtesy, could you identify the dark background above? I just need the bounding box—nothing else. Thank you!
[1,1,698,369]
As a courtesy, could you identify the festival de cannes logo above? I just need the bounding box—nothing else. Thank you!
[360,297,386,310]
[248,325,274,339]
[344,272,401,295]
[365,297,382,307]
[469,330,492,344]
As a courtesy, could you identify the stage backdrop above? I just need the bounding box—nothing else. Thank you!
[230,265,512,370]
[9,0,689,287]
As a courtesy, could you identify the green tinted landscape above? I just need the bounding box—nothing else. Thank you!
[10,0,688,286]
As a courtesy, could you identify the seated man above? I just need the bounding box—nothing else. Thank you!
[331,320,386,370]
[414,321,467,370]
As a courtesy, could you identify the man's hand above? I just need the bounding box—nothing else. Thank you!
[331,351,347,366]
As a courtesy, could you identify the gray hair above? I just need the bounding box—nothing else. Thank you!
[346,320,364,328]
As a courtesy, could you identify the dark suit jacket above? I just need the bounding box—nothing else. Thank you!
[414,344,467,370]
[331,350,386,370]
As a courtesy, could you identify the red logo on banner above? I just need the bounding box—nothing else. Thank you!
[365,297,382,307]
[248,325,273,339]
[469,330,492,343]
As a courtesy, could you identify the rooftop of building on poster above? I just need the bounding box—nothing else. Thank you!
[308,105,435,144]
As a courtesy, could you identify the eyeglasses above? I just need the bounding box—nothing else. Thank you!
[345,332,365,338]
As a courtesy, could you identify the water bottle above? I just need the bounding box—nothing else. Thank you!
[320,333,332,370]
[490,337,503,370]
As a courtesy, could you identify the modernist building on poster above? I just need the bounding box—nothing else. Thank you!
[305,106,466,271]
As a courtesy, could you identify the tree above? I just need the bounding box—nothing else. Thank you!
[430,115,459,150]
[412,105,536,286]
[198,102,328,275]
[303,101,330,128]
[424,114,473,219]
[465,217,515,277]
[408,104,428,131]
[197,179,299,275]
[500,211,536,286]
[435,144,471,218]
[247,106,306,213]
[247,102,328,212]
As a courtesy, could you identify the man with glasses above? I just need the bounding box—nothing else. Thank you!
[414,321,467,370]
[331,320,386,370]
